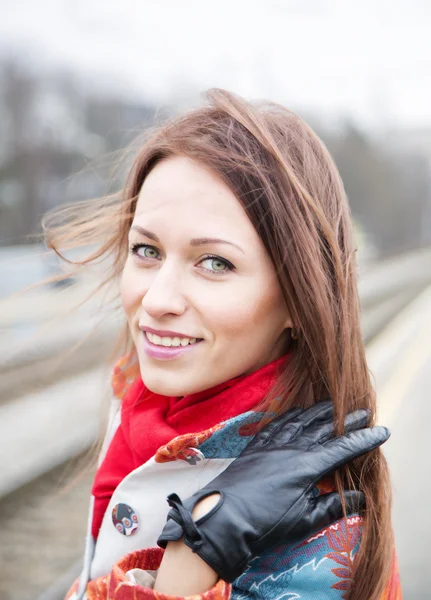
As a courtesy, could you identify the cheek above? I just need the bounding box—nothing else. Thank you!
[119,265,142,318]
[208,280,285,339]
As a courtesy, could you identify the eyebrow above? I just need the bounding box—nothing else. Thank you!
[130,225,245,255]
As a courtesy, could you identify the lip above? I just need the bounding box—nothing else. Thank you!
[140,325,202,339]
[141,330,204,361]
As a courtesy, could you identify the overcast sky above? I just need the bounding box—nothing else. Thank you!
[1,0,430,130]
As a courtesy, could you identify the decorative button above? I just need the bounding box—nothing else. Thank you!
[112,503,139,536]
[177,447,205,465]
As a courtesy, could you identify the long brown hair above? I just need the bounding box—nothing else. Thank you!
[43,88,394,599]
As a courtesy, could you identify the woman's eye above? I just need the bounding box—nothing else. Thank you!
[199,255,234,275]
[130,243,160,259]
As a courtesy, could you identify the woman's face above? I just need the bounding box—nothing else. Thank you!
[120,155,292,396]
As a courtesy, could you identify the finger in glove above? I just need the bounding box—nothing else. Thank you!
[293,408,371,450]
[287,489,365,543]
[252,399,334,450]
[309,425,391,474]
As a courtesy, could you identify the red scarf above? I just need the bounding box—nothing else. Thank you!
[91,353,291,538]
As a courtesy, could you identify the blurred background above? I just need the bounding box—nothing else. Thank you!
[0,1,430,598]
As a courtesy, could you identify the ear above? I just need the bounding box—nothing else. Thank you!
[283,313,294,330]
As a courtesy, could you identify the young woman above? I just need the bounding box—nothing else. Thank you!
[44,89,401,599]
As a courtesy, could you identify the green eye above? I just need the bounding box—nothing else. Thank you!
[130,243,160,259]
[209,258,225,270]
[199,255,234,275]
[142,247,158,258]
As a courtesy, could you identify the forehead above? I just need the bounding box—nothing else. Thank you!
[134,155,251,232]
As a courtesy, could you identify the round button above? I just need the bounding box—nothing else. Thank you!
[112,503,139,536]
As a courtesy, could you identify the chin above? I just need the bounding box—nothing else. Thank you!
[142,380,179,397]
[138,366,198,397]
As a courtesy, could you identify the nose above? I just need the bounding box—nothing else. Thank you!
[140,260,187,318]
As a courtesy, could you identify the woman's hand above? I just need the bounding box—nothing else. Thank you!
[157,400,390,583]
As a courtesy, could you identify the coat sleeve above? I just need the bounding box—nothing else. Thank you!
[64,546,231,600]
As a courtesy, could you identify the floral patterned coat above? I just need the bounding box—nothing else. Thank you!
[65,357,402,600]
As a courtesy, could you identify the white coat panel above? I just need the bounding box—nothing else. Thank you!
[90,454,235,579]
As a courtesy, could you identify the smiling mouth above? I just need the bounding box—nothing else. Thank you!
[141,331,205,361]
[144,330,203,348]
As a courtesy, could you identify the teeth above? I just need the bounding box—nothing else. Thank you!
[145,331,200,347]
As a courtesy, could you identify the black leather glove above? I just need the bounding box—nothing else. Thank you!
[157,400,390,583]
